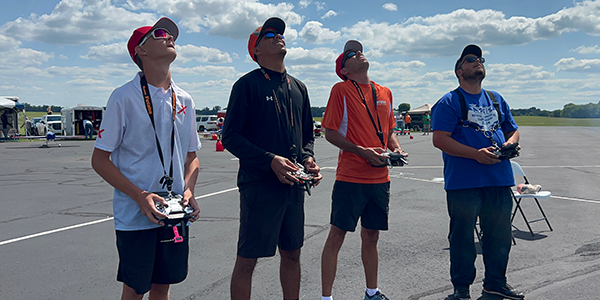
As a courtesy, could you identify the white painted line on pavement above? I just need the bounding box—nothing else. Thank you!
[0,187,240,247]
[0,217,114,246]
[551,195,600,204]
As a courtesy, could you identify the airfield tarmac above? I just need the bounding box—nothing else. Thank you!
[1,126,600,300]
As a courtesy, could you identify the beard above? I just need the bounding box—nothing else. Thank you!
[462,68,485,83]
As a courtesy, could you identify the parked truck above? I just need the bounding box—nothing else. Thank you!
[61,105,104,136]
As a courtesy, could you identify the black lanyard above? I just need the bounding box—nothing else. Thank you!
[350,80,385,148]
[260,68,298,162]
[141,75,176,192]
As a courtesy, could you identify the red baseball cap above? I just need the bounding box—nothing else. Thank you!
[335,40,363,80]
[127,17,179,68]
[247,17,286,62]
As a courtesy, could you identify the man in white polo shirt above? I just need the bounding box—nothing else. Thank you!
[91,17,201,300]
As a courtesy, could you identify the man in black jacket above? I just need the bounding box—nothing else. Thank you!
[222,17,322,300]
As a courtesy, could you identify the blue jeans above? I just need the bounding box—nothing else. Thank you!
[84,123,93,139]
[446,186,513,290]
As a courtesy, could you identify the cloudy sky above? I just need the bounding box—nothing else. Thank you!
[2,0,600,111]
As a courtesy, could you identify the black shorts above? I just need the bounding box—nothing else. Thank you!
[330,181,390,232]
[115,224,189,295]
[237,182,305,258]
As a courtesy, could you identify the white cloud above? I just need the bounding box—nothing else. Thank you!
[2,0,157,45]
[299,0,311,9]
[0,35,21,51]
[81,42,130,64]
[382,3,397,11]
[140,0,303,40]
[171,65,238,77]
[299,21,341,44]
[487,63,554,80]
[554,57,600,72]
[570,45,600,54]
[67,78,109,86]
[0,48,54,69]
[321,10,337,19]
[176,44,233,64]
[286,47,337,64]
[342,1,600,57]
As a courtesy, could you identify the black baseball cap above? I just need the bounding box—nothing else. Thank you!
[455,44,482,72]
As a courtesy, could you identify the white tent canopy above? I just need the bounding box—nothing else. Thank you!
[0,96,19,109]
[407,103,432,114]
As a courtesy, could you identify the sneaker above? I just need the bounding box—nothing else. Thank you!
[517,183,542,194]
[482,284,524,300]
[364,290,390,300]
[445,288,470,300]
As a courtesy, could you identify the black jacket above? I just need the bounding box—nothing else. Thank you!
[222,68,315,188]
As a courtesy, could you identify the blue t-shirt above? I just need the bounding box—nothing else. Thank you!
[431,87,518,190]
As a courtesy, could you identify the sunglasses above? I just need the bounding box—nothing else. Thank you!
[256,31,284,46]
[139,28,171,46]
[342,51,358,67]
[464,56,485,64]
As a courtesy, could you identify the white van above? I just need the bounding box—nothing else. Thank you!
[196,115,218,131]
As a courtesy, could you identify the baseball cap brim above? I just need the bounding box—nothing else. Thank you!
[247,17,286,62]
[127,17,179,66]
[455,44,482,71]
[343,40,363,53]
[335,40,364,81]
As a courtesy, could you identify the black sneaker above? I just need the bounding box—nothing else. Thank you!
[445,288,470,300]
[482,284,524,300]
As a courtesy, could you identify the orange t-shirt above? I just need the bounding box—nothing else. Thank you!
[404,114,411,123]
[322,80,395,184]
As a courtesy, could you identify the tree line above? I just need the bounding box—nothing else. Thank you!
[20,101,600,119]
[510,102,600,118]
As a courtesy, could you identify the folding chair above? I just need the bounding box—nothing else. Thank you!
[510,161,553,236]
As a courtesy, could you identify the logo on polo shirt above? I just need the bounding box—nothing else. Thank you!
[266,96,274,101]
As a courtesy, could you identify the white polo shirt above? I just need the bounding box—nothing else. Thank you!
[95,72,201,231]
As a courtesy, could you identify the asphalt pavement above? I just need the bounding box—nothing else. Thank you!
[1,126,600,300]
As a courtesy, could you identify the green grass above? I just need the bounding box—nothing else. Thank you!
[24,111,48,119]
[513,116,600,127]
[313,116,600,127]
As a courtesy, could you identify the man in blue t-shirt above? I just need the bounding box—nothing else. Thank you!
[431,44,523,300]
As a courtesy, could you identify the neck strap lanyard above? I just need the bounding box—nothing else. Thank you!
[260,68,298,162]
[141,75,176,192]
[350,80,385,148]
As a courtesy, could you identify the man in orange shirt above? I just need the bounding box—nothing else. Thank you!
[404,113,412,134]
[320,40,406,300]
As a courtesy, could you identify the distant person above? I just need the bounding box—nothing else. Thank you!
[222,17,322,300]
[397,114,405,135]
[320,40,406,300]
[21,116,33,136]
[91,17,201,300]
[404,113,411,135]
[36,120,46,136]
[47,107,53,115]
[83,118,93,139]
[432,44,523,300]
[1,111,9,138]
[422,111,431,135]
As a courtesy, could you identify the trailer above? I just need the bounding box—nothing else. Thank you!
[61,105,104,136]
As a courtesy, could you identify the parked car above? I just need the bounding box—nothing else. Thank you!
[196,115,218,131]
[31,117,42,135]
[313,120,322,137]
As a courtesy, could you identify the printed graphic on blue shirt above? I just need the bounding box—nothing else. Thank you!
[467,104,498,132]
